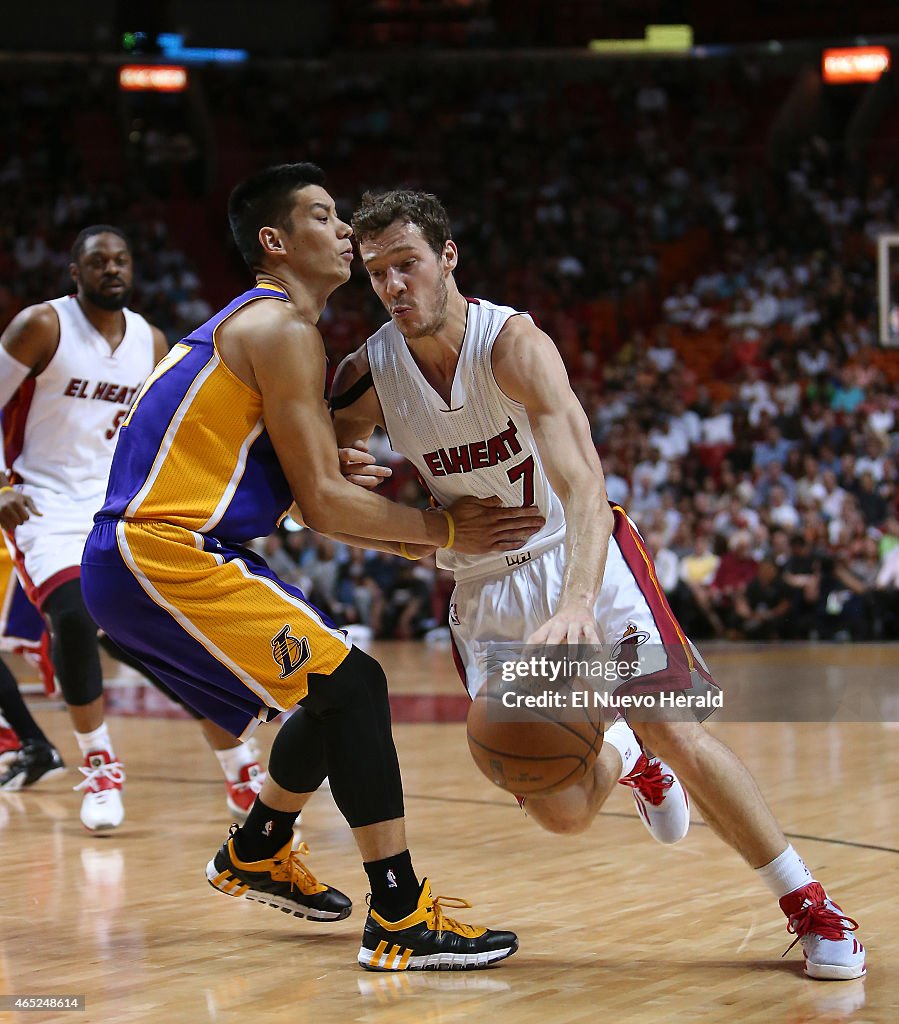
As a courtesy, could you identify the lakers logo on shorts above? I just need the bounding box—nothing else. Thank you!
[271,624,311,679]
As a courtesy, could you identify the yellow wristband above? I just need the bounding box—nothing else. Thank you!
[398,542,422,561]
[0,486,14,496]
[441,508,455,550]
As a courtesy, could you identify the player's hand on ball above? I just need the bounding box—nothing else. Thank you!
[446,495,545,554]
[338,440,392,490]
[528,608,601,646]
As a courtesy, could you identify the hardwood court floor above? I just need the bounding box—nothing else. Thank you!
[0,642,895,1024]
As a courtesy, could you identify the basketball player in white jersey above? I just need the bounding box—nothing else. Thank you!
[0,225,265,831]
[329,190,865,982]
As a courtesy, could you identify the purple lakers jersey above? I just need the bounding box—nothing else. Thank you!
[98,285,293,543]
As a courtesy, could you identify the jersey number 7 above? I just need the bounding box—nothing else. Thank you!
[506,456,535,506]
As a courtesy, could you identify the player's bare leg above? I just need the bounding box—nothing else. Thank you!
[524,745,619,834]
[68,695,103,734]
[632,718,865,980]
[632,719,785,862]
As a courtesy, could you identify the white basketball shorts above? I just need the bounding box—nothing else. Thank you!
[5,484,103,607]
[449,505,719,700]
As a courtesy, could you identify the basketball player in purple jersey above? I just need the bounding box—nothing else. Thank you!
[330,190,865,982]
[82,164,545,971]
[0,226,265,830]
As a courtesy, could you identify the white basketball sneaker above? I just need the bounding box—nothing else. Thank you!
[74,750,125,833]
[618,753,690,844]
[780,882,866,980]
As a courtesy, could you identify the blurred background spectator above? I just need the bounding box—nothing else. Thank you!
[4,7,899,641]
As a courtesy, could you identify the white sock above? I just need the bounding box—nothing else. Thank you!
[603,718,642,779]
[75,723,114,759]
[215,741,259,782]
[756,845,814,900]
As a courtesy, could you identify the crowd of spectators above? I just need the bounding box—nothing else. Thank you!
[2,56,898,643]
[0,66,211,345]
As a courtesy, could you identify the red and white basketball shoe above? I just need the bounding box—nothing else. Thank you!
[225,762,265,821]
[780,882,866,980]
[619,753,690,844]
[74,750,125,832]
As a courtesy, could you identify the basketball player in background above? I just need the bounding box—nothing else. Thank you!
[81,165,539,971]
[330,189,866,982]
[0,226,265,831]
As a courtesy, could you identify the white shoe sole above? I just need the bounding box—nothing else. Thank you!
[82,816,124,833]
[358,943,517,972]
[80,794,125,832]
[805,959,867,981]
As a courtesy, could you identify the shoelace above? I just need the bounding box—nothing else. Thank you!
[271,842,326,895]
[620,759,672,806]
[74,760,126,793]
[782,897,860,957]
[230,769,266,794]
[427,895,482,938]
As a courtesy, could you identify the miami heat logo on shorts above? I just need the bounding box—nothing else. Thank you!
[610,621,651,660]
[271,624,311,679]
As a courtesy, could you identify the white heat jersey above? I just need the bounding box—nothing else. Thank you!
[367,297,566,582]
[3,296,155,500]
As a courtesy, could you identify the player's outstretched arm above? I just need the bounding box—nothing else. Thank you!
[245,311,542,553]
[492,316,615,645]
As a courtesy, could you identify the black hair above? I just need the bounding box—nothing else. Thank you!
[228,162,326,268]
[71,225,130,263]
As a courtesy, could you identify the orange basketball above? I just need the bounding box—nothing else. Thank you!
[466,676,604,796]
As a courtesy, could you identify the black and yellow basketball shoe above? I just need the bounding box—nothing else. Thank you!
[205,828,352,921]
[358,879,518,971]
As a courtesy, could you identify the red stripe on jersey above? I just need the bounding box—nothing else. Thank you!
[5,532,39,608]
[610,505,696,693]
[3,378,36,474]
[3,532,79,610]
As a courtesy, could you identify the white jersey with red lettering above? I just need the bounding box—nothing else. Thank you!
[367,297,566,583]
[4,296,153,496]
[2,295,155,600]
[366,296,720,704]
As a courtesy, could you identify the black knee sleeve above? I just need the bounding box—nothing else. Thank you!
[267,705,328,794]
[98,634,204,720]
[301,646,404,829]
[41,579,103,707]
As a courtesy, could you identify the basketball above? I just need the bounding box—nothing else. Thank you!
[466,676,604,796]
